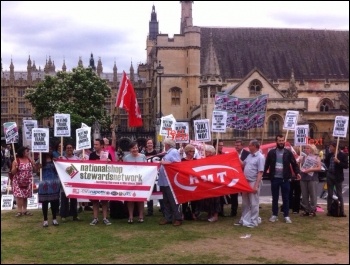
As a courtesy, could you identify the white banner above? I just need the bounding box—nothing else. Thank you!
[1,195,14,210]
[32,128,50,153]
[333,116,349,138]
[76,127,91,150]
[294,124,309,146]
[211,111,227,133]
[194,119,211,142]
[54,160,159,201]
[54,113,71,137]
[283,111,299,130]
[22,120,38,147]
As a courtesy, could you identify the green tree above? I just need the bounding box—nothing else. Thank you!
[25,66,112,129]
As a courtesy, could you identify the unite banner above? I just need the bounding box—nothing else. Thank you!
[163,152,253,204]
[54,160,159,201]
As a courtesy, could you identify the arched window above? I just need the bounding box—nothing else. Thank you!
[170,87,182,105]
[319,99,333,112]
[249,79,262,96]
[268,115,281,137]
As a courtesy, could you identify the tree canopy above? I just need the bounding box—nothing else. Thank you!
[25,66,112,129]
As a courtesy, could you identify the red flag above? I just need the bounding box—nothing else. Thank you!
[163,152,253,204]
[115,71,143,127]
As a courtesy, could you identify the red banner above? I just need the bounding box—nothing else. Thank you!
[164,152,253,204]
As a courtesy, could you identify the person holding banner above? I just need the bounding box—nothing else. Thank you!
[89,139,112,226]
[158,138,182,226]
[123,141,147,223]
[60,143,81,222]
[324,142,348,217]
[264,135,301,224]
[299,144,321,217]
[11,146,37,217]
[38,151,61,227]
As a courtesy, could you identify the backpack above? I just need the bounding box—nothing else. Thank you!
[329,199,342,217]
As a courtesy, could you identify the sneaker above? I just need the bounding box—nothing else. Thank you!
[234,221,243,226]
[285,217,292,224]
[52,219,59,226]
[244,224,255,228]
[43,221,48,227]
[269,215,278,222]
[90,218,99,226]
[103,218,112,225]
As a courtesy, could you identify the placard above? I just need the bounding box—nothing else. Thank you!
[193,119,211,142]
[32,128,50,153]
[54,113,71,137]
[3,122,19,144]
[333,116,349,138]
[211,111,227,133]
[1,195,14,210]
[294,125,309,146]
[283,111,299,130]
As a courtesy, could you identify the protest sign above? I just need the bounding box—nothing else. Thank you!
[159,114,176,136]
[211,111,227,133]
[301,156,318,177]
[76,127,91,150]
[27,193,39,209]
[294,125,309,146]
[283,111,299,130]
[32,128,49,153]
[22,120,38,147]
[333,116,349,138]
[54,160,159,201]
[174,122,189,143]
[54,113,71,137]
[3,122,19,144]
[1,195,14,211]
[193,119,211,142]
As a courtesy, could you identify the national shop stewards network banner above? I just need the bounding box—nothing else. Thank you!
[163,152,253,204]
[54,160,159,201]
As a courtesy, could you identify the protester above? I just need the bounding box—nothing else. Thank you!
[235,139,265,228]
[299,144,321,217]
[213,139,227,217]
[11,146,37,217]
[231,139,250,217]
[158,138,182,226]
[123,141,147,224]
[263,135,301,224]
[144,138,159,216]
[89,139,112,225]
[324,142,348,217]
[288,145,302,214]
[38,151,61,227]
[103,125,117,161]
[60,143,81,221]
[181,144,199,220]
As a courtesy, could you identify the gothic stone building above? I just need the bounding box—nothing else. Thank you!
[139,1,349,148]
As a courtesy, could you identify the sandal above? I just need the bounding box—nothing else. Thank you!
[23,211,33,216]
[138,218,144,223]
[128,219,133,224]
[15,212,22,217]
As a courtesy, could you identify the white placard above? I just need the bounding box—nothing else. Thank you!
[211,111,227,133]
[76,127,91,150]
[1,195,14,210]
[294,125,309,146]
[54,113,71,137]
[283,111,299,130]
[193,119,211,142]
[32,128,50,152]
[27,193,39,209]
[333,116,349,138]
[159,115,176,136]
[174,122,190,143]
[22,120,38,147]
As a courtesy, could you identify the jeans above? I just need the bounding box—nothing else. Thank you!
[271,178,290,217]
[327,173,344,214]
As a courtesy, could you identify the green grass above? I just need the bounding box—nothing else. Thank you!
[1,204,349,264]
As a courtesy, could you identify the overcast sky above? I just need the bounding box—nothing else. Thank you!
[1,1,349,73]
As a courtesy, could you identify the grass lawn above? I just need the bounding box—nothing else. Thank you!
[1,203,349,264]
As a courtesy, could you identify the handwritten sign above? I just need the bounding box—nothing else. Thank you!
[283,111,299,130]
[32,128,49,152]
[194,119,211,142]
[54,113,71,137]
[211,111,227,133]
[333,116,349,138]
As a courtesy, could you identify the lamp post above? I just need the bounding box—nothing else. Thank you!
[156,61,164,152]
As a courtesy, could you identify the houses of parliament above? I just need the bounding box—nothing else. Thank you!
[1,1,349,150]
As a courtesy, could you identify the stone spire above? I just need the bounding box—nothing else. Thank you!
[180,1,193,34]
[89,53,96,71]
[78,56,83,67]
[286,68,298,98]
[130,61,135,82]
[149,4,159,40]
[97,57,103,75]
[62,59,67,72]
[113,61,118,83]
